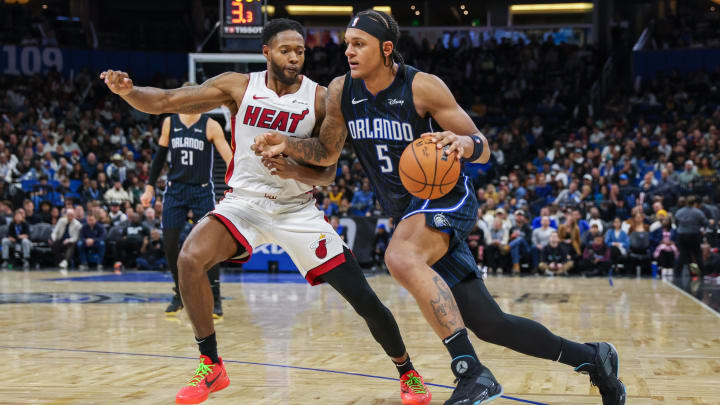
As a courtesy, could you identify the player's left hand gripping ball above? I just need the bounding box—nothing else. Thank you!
[420,131,472,161]
[252,131,288,158]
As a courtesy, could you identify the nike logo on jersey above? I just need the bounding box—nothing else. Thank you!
[243,105,309,133]
[173,128,182,132]
[352,98,368,104]
[193,128,203,133]
[253,95,269,100]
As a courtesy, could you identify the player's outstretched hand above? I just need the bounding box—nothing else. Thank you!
[261,155,298,180]
[100,70,134,96]
[252,131,288,158]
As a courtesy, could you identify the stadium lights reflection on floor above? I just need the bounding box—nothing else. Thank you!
[285,5,354,16]
[509,2,594,14]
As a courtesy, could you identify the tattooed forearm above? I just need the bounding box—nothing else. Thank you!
[286,137,330,165]
[282,74,348,166]
[429,276,463,332]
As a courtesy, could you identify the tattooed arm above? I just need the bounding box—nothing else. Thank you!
[260,85,338,186]
[253,75,347,167]
[100,70,244,115]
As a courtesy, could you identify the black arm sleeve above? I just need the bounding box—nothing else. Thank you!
[147,146,169,187]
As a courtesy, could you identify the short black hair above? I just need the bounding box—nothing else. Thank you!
[262,18,305,46]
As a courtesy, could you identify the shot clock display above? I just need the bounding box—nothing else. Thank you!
[221,0,265,37]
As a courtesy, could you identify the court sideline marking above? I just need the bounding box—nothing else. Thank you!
[662,279,720,319]
[0,344,548,405]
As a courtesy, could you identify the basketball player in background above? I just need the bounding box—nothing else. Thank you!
[254,10,625,405]
[140,85,233,319]
[101,18,431,405]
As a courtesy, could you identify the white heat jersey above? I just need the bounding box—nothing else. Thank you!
[225,71,318,201]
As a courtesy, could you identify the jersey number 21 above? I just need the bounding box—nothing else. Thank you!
[181,150,194,166]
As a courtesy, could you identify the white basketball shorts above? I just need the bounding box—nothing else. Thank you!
[208,192,348,285]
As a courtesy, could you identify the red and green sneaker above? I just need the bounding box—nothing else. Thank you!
[400,370,432,405]
[176,355,230,404]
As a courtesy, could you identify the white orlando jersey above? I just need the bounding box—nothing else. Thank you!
[225,71,318,200]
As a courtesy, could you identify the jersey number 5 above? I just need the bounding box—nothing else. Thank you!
[181,150,194,166]
[376,145,393,173]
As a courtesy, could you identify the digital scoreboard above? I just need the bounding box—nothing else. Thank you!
[221,0,265,37]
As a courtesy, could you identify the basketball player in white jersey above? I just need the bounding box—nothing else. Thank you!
[101,19,431,405]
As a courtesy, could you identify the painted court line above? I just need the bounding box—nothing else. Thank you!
[662,279,720,319]
[0,345,548,405]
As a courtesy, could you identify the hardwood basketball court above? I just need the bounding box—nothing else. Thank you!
[1,270,718,404]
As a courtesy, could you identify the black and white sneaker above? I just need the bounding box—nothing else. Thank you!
[575,342,626,405]
[444,356,503,405]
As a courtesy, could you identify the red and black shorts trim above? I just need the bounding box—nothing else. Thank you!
[208,212,253,264]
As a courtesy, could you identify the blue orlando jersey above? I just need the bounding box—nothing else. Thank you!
[167,114,215,185]
[340,65,434,218]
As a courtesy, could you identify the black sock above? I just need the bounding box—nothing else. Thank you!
[393,355,414,377]
[196,332,219,364]
[443,328,479,376]
[557,338,597,368]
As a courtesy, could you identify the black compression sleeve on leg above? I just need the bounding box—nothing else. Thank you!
[163,227,182,291]
[320,248,407,359]
[148,145,169,187]
[451,275,593,366]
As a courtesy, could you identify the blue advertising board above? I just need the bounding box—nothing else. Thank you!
[0,44,187,83]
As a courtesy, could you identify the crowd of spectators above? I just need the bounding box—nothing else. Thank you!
[0,67,184,271]
[305,31,606,129]
[306,33,720,278]
[0,31,718,278]
[649,12,720,49]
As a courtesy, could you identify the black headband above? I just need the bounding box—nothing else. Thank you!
[347,14,395,44]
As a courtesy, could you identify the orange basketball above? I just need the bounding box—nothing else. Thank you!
[399,138,461,200]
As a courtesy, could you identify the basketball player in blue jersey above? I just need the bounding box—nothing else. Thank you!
[101,19,431,405]
[140,83,233,319]
[254,10,626,405]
